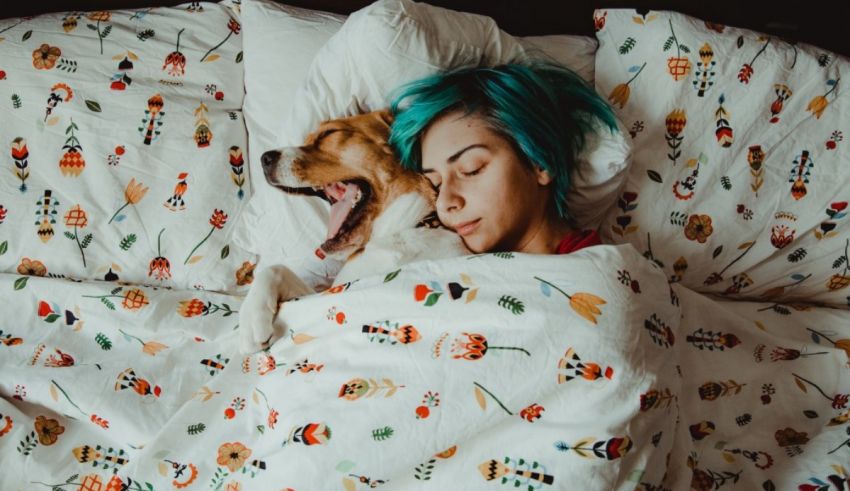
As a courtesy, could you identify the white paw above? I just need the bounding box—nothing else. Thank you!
[238,291,281,355]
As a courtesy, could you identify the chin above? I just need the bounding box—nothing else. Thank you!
[461,235,489,254]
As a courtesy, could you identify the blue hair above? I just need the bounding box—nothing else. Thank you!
[388,60,618,220]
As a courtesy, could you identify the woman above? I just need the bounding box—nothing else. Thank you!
[388,61,619,255]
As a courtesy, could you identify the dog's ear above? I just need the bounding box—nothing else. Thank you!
[375,109,394,128]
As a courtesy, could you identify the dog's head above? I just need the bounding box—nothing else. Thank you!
[262,109,435,258]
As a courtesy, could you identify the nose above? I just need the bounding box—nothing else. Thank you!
[261,150,281,170]
[435,176,463,214]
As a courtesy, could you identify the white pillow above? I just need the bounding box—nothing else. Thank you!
[236,0,348,289]
[235,0,619,287]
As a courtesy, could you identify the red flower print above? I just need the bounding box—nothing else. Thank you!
[184,209,228,264]
[210,209,228,229]
[519,403,545,422]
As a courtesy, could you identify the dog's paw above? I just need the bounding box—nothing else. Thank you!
[238,292,281,355]
[239,305,274,354]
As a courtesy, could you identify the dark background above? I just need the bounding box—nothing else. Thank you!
[4,1,849,57]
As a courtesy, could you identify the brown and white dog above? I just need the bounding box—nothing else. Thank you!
[239,110,469,354]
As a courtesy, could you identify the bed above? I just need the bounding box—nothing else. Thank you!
[0,1,848,490]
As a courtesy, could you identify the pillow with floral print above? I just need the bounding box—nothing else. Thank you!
[0,1,257,293]
[593,9,850,307]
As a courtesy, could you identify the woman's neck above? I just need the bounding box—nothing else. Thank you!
[516,211,574,254]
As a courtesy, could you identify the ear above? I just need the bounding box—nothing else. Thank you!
[535,166,553,186]
[375,109,394,128]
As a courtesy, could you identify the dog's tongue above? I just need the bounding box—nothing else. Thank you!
[327,182,358,240]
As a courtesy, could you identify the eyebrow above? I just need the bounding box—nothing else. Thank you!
[422,144,489,174]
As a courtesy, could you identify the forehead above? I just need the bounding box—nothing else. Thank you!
[421,112,500,160]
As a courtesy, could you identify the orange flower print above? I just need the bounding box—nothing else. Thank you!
[608,83,630,110]
[108,178,149,224]
[163,28,187,77]
[118,328,168,356]
[17,257,47,277]
[664,19,691,81]
[807,76,840,120]
[664,109,686,166]
[608,62,645,109]
[84,287,150,312]
[216,442,251,472]
[58,119,86,177]
[32,44,61,70]
[338,378,369,401]
[86,10,111,22]
[147,229,172,281]
[684,214,713,243]
[665,109,687,137]
[235,261,255,286]
[122,289,149,311]
[534,276,607,325]
[267,409,279,429]
[177,298,206,317]
[519,403,545,422]
[149,257,171,281]
[64,203,88,227]
[64,204,92,267]
[184,209,228,265]
[176,298,235,317]
[86,11,112,54]
[34,415,65,445]
[165,173,189,211]
[450,332,530,361]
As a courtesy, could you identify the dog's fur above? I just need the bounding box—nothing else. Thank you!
[239,110,468,354]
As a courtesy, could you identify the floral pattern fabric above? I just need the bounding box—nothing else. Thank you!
[0,1,256,293]
[667,285,850,490]
[0,245,681,489]
[594,9,850,307]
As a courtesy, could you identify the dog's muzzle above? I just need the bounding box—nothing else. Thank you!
[261,150,280,171]
[262,148,307,188]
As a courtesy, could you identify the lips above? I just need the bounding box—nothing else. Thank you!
[453,219,480,236]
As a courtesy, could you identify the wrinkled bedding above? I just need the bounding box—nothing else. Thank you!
[2,244,682,489]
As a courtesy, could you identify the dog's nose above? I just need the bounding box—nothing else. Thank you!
[261,150,281,169]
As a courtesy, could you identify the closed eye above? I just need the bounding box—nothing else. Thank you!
[318,129,337,140]
[461,163,485,177]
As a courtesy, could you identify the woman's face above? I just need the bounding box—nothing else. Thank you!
[420,110,554,253]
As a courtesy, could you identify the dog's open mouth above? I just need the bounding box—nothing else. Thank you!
[322,180,370,243]
[275,179,372,249]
